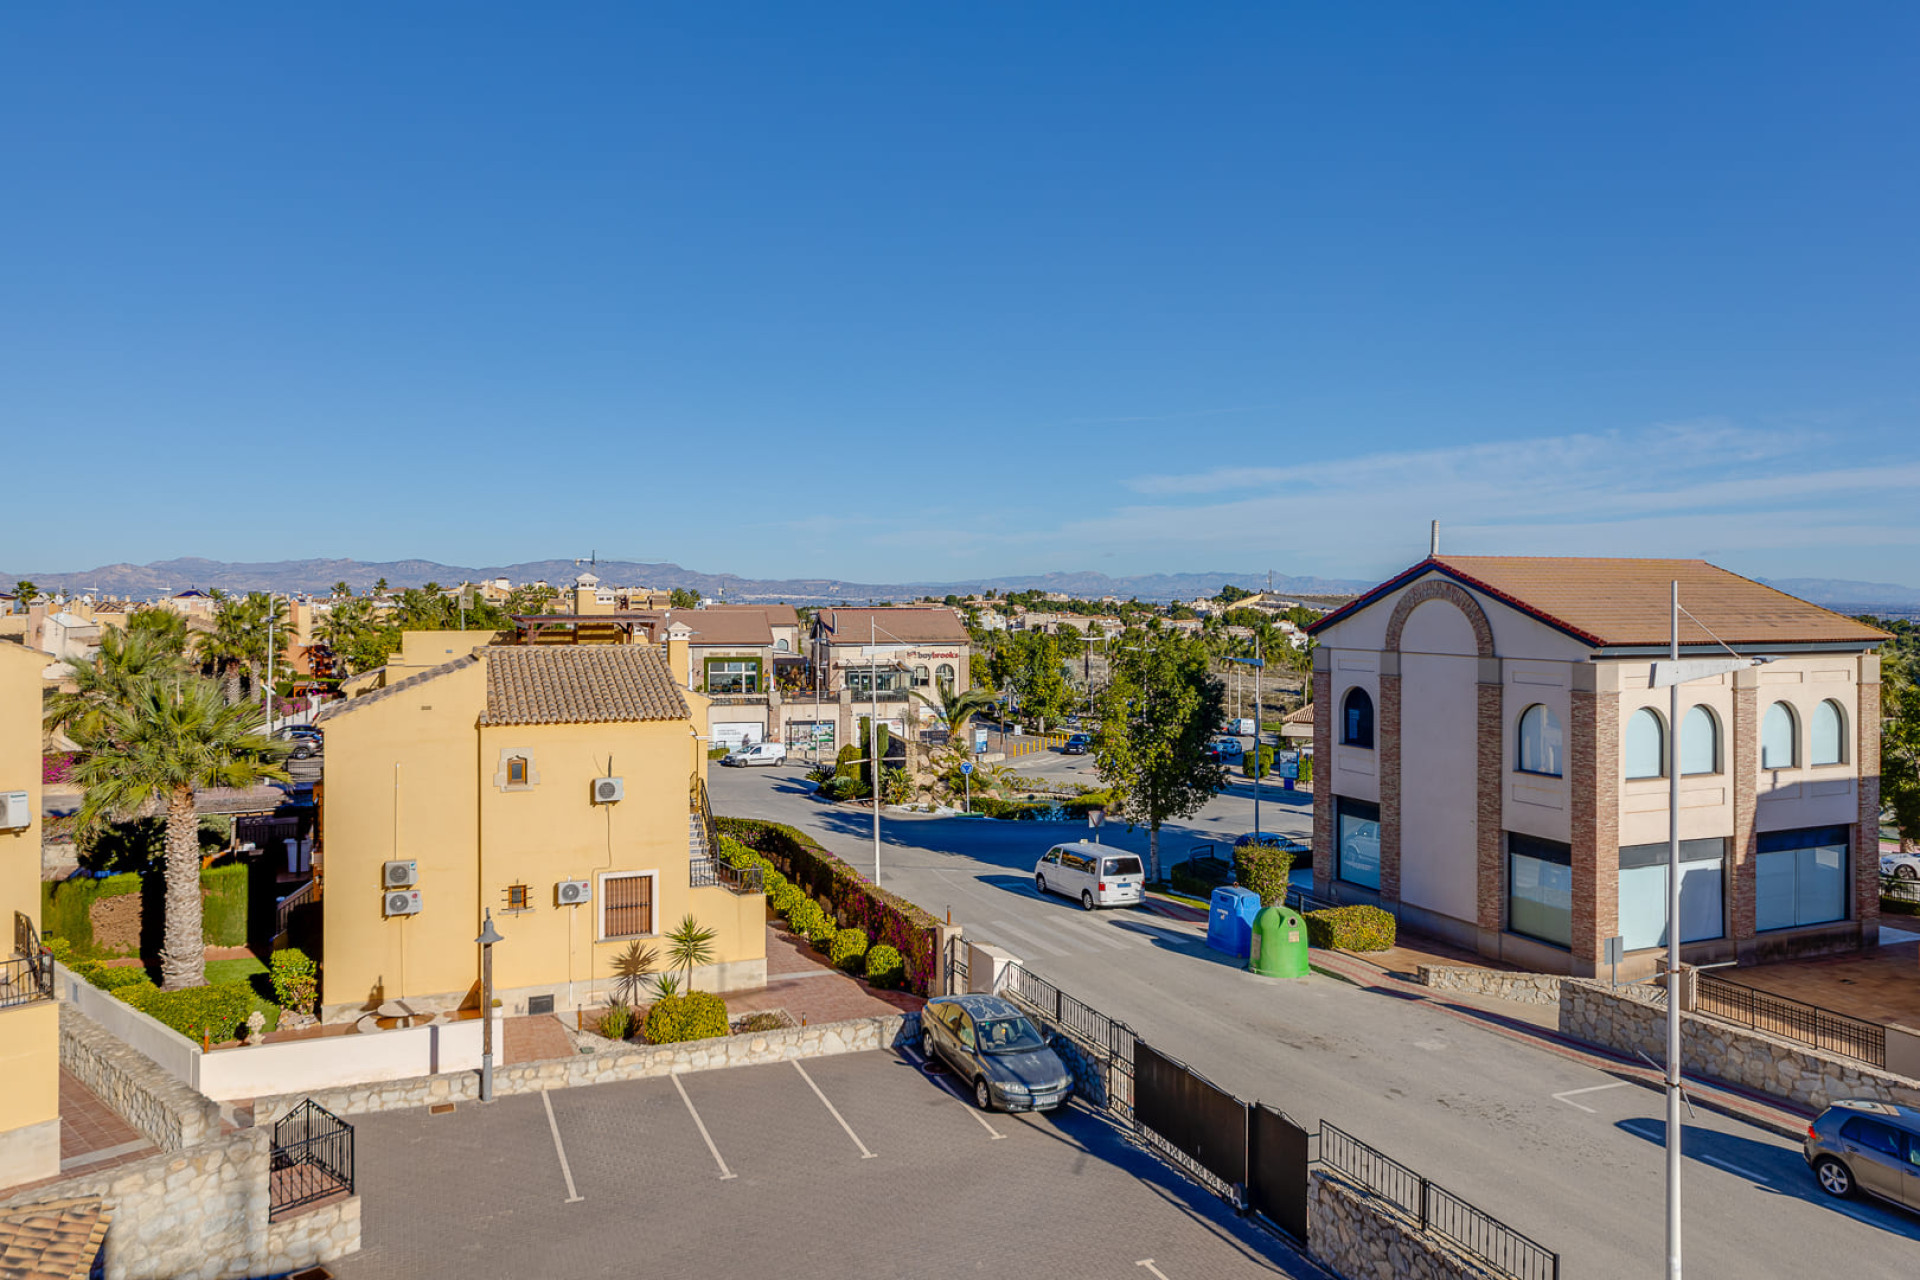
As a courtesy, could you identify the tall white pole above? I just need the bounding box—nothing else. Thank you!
[1667,580,1683,1280]
[266,600,276,733]
[1252,636,1262,842]
[872,618,881,884]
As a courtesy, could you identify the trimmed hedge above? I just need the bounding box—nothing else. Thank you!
[269,948,318,1015]
[1303,905,1396,952]
[1232,841,1294,908]
[787,898,828,941]
[719,817,941,995]
[643,991,730,1044]
[828,928,869,972]
[42,864,250,958]
[117,980,256,1045]
[864,944,905,989]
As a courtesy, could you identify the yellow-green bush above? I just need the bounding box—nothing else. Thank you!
[828,927,869,972]
[1303,905,1396,952]
[117,980,256,1044]
[864,944,905,989]
[643,991,730,1044]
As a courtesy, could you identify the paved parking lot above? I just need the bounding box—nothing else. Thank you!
[330,1047,1320,1280]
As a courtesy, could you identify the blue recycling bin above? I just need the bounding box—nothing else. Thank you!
[1208,886,1262,958]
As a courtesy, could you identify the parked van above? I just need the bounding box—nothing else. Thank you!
[720,741,788,767]
[1034,842,1146,910]
[1220,717,1256,737]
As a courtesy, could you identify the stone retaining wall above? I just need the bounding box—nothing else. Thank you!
[1416,965,1564,1007]
[254,1010,918,1124]
[59,1006,220,1151]
[0,1127,360,1280]
[1558,979,1920,1114]
[1308,1169,1509,1280]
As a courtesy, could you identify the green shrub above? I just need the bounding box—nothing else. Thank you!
[1232,843,1294,908]
[715,835,754,866]
[828,928,869,972]
[1303,905,1396,952]
[599,1001,633,1040]
[787,897,827,939]
[1243,746,1273,779]
[733,1011,788,1033]
[119,981,256,1044]
[92,966,153,992]
[42,864,249,957]
[42,936,72,964]
[268,948,318,1014]
[864,944,905,988]
[771,882,803,916]
[643,991,730,1044]
[1060,791,1114,819]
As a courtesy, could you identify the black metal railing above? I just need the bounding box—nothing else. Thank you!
[269,1100,354,1220]
[1694,972,1885,1067]
[14,909,39,960]
[275,879,316,939]
[1319,1122,1559,1280]
[3,913,53,1010]
[1881,873,1920,905]
[691,858,764,895]
[691,773,720,863]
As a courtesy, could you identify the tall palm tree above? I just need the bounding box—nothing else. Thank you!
[330,581,351,599]
[126,607,190,656]
[664,914,717,993]
[912,684,995,747]
[14,580,38,608]
[67,677,289,989]
[205,596,254,704]
[45,626,191,744]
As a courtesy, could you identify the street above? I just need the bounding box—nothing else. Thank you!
[710,760,1920,1278]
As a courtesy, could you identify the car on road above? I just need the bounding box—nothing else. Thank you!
[1805,1099,1920,1209]
[919,994,1074,1112]
[1204,736,1244,761]
[1034,842,1145,910]
[1063,732,1092,755]
[1882,851,1920,881]
[1220,717,1255,737]
[720,741,788,767]
[273,726,322,759]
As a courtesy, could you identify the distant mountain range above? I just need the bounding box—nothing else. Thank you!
[0,556,1371,606]
[1758,577,1920,612]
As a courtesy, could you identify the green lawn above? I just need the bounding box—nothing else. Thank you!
[203,957,281,1034]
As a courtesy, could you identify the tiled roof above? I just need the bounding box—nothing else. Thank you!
[0,1197,111,1280]
[700,603,802,627]
[315,654,478,722]
[661,608,774,647]
[1312,556,1890,649]
[481,645,690,725]
[1283,703,1315,725]
[816,607,970,645]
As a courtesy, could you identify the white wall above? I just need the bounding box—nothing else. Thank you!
[1397,601,1480,923]
[196,1016,504,1103]
[1504,661,1574,844]
[1327,651,1379,804]
[55,965,201,1087]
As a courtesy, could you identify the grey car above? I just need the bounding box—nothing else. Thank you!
[919,994,1074,1113]
[1804,1099,1920,1210]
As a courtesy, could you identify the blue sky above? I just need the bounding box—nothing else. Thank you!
[3,4,1916,587]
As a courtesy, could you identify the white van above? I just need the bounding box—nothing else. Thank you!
[720,741,788,768]
[1034,842,1146,910]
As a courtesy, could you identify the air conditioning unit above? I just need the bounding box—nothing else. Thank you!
[384,889,423,917]
[591,776,624,804]
[383,859,419,888]
[556,878,592,906]
[0,791,29,831]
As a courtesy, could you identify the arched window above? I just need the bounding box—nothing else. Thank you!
[1810,700,1846,766]
[1761,702,1798,770]
[1681,705,1719,776]
[935,663,956,690]
[1518,704,1565,777]
[775,637,790,652]
[1341,688,1374,749]
[911,664,931,688]
[1624,708,1665,780]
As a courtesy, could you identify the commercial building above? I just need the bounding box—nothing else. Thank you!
[0,640,58,1188]
[313,644,764,1020]
[1308,555,1887,978]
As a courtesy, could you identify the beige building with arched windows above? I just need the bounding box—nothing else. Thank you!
[1307,556,1887,978]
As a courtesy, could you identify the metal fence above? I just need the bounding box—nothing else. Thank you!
[691,858,765,895]
[1881,873,1920,906]
[1694,972,1885,1067]
[1319,1122,1560,1280]
[269,1100,355,1221]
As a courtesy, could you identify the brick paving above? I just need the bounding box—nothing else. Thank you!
[501,1014,574,1065]
[724,923,924,1026]
[56,1071,152,1170]
[1724,936,1920,1027]
[329,1049,1322,1280]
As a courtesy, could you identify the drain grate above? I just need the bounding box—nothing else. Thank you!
[429,1102,456,1115]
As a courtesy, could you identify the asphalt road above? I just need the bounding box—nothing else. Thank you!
[710,761,1920,1278]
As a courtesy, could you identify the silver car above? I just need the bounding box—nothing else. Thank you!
[919,994,1074,1113]
[1804,1099,1920,1209]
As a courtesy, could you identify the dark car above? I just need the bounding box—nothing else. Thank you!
[1804,1099,1920,1209]
[1063,733,1092,755]
[274,726,322,759]
[920,994,1074,1112]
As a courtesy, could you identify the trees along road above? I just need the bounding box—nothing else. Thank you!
[709,762,1920,1276]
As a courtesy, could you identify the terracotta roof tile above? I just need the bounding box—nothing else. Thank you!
[699,603,801,627]
[480,645,690,725]
[660,609,773,647]
[816,607,970,645]
[0,1197,111,1280]
[315,654,479,722]
[1315,556,1890,648]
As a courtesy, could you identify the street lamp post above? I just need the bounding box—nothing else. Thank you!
[476,910,503,1102]
[1226,641,1265,841]
[1649,581,1770,1280]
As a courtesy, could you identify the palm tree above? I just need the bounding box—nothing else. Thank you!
[66,676,289,989]
[664,914,717,993]
[205,596,254,704]
[13,580,38,608]
[330,581,351,599]
[912,684,995,749]
[45,626,191,744]
[126,607,190,656]
[608,940,660,1005]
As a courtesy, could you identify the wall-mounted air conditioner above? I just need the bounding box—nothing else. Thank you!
[384,889,423,917]
[384,859,418,888]
[591,777,624,804]
[0,791,29,831]
[557,879,592,906]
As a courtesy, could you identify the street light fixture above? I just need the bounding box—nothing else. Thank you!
[1648,581,1771,1280]
[1225,637,1266,841]
[475,910,504,1102]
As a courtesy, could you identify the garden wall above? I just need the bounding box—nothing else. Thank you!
[1558,979,1920,1115]
[1417,964,1565,1007]
[254,1010,918,1124]
[58,1005,217,1151]
[195,1015,503,1103]
[1308,1169,1509,1280]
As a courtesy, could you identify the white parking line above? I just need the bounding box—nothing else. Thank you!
[901,1046,1005,1140]
[1136,1261,1172,1279]
[989,917,1073,956]
[1618,1119,1769,1181]
[1551,1081,1631,1112]
[1052,914,1137,949]
[540,1089,584,1203]
[1697,1152,1768,1181]
[672,1074,737,1180]
[793,1060,876,1159]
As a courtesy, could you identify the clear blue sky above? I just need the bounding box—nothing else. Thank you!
[4,4,1916,588]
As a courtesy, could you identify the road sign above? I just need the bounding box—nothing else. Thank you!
[973,727,989,754]
[1087,807,1104,827]
[960,762,973,775]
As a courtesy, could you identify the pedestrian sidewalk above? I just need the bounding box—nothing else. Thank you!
[726,922,924,1026]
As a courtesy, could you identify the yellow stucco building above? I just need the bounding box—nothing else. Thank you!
[0,641,59,1189]
[314,644,765,1020]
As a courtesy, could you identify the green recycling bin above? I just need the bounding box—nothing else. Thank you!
[1247,904,1309,978]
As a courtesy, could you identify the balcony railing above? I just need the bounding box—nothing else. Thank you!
[1,954,54,1010]
[691,858,765,895]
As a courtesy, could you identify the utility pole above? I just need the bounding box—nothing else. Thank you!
[871,617,881,884]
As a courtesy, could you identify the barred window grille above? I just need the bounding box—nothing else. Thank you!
[602,873,654,939]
